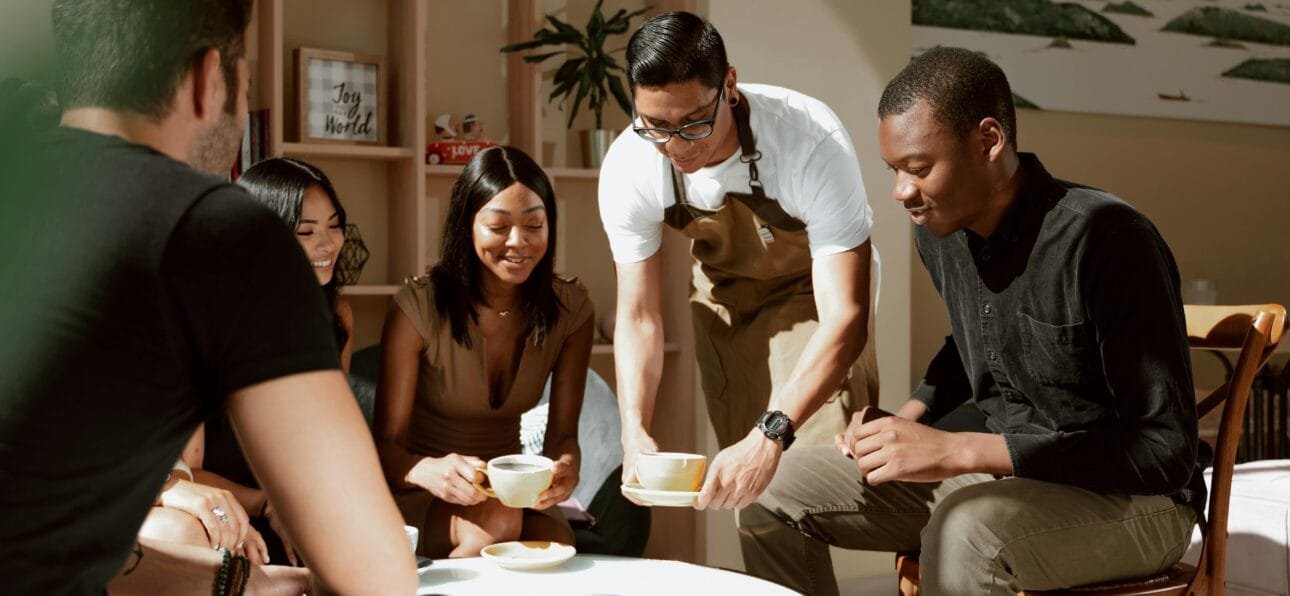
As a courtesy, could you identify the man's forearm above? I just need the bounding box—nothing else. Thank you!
[613,310,664,436]
[775,311,868,428]
[230,371,417,594]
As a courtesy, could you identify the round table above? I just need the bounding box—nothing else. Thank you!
[416,554,796,595]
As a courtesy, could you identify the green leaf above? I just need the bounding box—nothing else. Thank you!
[549,76,577,103]
[545,15,582,39]
[521,51,565,64]
[608,73,633,118]
[587,0,605,39]
[568,71,592,128]
[604,8,629,27]
[604,7,649,34]
[500,35,557,53]
[553,57,585,86]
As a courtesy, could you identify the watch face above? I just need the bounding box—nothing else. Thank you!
[765,414,789,435]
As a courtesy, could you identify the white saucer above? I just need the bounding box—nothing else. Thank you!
[480,541,576,571]
[620,483,700,507]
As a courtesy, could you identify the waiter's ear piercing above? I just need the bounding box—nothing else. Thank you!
[729,95,739,107]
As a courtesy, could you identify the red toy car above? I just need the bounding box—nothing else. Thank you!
[425,140,498,165]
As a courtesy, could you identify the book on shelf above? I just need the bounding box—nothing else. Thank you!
[229,109,271,181]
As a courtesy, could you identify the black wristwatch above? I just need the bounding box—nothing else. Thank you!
[756,410,796,451]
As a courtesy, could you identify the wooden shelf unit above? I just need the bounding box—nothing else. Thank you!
[281,142,416,161]
[426,164,601,180]
[340,284,402,296]
[252,0,699,563]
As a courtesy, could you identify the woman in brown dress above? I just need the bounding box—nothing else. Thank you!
[375,146,594,558]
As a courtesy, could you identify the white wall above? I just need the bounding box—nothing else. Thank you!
[0,1,54,81]
[701,0,911,581]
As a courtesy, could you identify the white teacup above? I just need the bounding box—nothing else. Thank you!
[474,454,555,508]
[404,525,419,555]
[635,452,707,492]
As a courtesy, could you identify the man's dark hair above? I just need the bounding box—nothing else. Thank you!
[51,0,252,120]
[878,46,1018,149]
[626,11,728,90]
[432,146,562,349]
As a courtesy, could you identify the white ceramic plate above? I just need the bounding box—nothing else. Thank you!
[621,483,700,507]
[480,541,576,571]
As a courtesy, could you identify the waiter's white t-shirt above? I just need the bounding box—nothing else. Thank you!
[598,83,874,264]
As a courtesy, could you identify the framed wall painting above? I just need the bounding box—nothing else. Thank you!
[912,0,1290,127]
[294,47,387,145]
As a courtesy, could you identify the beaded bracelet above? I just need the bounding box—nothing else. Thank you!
[212,548,231,596]
[234,554,250,595]
[225,554,250,596]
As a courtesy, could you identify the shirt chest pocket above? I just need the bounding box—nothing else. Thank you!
[1018,313,1094,387]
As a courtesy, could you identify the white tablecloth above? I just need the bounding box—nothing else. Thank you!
[417,554,796,595]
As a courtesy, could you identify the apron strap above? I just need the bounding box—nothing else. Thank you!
[729,99,807,232]
[733,99,764,195]
[664,161,709,230]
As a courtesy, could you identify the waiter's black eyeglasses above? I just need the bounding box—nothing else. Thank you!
[632,87,724,144]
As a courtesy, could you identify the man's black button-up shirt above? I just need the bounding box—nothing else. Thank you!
[913,153,1205,511]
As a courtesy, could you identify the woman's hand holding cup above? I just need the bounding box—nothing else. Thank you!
[535,454,579,510]
[410,453,487,506]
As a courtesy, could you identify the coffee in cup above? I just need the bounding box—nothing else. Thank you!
[635,452,706,492]
[473,454,554,508]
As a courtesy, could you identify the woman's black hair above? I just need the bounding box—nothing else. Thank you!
[431,146,560,348]
[238,157,352,352]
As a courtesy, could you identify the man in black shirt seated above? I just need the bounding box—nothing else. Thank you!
[0,1,416,594]
[738,47,1203,596]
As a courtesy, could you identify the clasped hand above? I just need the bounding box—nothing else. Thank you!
[835,407,969,485]
[159,480,270,564]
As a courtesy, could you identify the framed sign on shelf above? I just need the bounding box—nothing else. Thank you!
[294,47,387,145]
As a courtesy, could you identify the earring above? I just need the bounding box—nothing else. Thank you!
[729,94,739,107]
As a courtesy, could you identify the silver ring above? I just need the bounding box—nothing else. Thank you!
[212,506,229,524]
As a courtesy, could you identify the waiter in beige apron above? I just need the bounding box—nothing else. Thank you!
[598,12,878,511]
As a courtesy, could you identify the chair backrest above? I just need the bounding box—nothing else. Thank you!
[1185,304,1286,595]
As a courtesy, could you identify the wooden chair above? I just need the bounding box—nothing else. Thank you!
[897,304,1287,596]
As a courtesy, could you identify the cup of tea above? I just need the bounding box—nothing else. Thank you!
[404,525,419,555]
[635,452,707,492]
[473,454,555,508]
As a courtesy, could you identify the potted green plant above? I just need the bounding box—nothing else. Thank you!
[501,1,648,168]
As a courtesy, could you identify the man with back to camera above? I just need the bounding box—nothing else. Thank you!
[0,1,416,593]
[738,47,1205,595]
[598,11,880,514]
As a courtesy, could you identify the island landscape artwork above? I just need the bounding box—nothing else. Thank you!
[912,0,1290,126]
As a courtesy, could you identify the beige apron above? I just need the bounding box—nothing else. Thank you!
[663,98,879,448]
